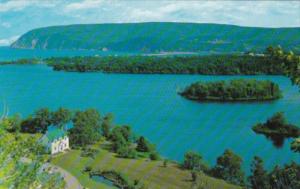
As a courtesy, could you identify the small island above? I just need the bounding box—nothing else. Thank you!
[180,79,282,102]
[252,112,300,138]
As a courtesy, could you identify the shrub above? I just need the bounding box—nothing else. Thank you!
[149,152,160,160]
[83,166,92,173]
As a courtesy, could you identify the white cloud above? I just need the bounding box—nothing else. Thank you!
[0,0,59,12]
[0,35,19,46]
[0,0,31,12]
[1,22,11,28]
[64,0,104,11]
[0,0,299,45]
[122,1,300,27]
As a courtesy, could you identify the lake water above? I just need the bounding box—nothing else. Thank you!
[91,175,117,188]
[0,46,134,61]
[0,48,299,175]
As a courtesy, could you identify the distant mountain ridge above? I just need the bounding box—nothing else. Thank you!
[11,22,300,53]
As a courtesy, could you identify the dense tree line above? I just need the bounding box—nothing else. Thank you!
[18,107,158,159]
[0,58,40,65]
[183,150,300,188]
[249,156,299,189]
[20,107,72,133]
[109,125,158,159]
[180,79,282,101]
[45,55,283,75]
[265,46,300,86]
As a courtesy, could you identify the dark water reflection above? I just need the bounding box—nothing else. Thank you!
[265,134,286,148]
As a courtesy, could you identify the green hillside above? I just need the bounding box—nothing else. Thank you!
[11,22,300,53]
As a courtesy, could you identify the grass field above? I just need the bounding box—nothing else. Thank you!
[52,141,242,189]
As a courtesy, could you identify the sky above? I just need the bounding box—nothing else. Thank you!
[0,0,300,46]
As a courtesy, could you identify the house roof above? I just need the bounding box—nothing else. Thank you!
[39,122,73,149]
[46,128,67,142]
[40,126,67,147]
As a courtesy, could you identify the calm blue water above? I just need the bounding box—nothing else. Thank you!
[0,46,218,62]
[0,50,299,175]
[0,46,135,61]
[91,175,117,188]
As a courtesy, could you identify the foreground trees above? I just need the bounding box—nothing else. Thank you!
[110,126,136,158]
[136,136,154,152]
[110,126,158,159]
[0,119,65,188]
[265,46,300,87]
[248,156,269,189]
[51,107,72,129]
[69,109,102,147]
[20,107,72,133]
[212,149,245,186]
[101,113,114,138]
[18,106,159,159]
[180,79,282,102]
[248,156,300,189]
[183,151,208,172]
[3,105,300,188]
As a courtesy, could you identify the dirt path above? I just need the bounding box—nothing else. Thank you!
[44,163,83,189]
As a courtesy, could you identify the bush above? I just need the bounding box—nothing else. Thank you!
[149,152,160,160]
[90,170,144,189]
[81,147,99,159]
[163,159,168,167]
[117,146,137,159]
[136,136,154,152]
[83,166,92,173]
[191,171,198,182]
[183,151,208,172]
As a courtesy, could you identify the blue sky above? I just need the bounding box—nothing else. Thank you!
[0,0,300,46]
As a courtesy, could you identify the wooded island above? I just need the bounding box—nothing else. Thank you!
[180,79,282,102]
[252,112,300,137]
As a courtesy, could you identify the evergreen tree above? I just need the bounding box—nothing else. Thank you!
[136,136,153,152]
[248,156,270,189]
[101,113,114,138]
[183,151,203,170]
[212,149,245,186]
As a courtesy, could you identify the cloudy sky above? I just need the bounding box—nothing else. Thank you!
[0,0,300,46]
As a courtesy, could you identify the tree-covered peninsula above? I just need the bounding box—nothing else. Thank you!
[252,112,300,138]
[180,79,282,102]
[45,55,283,75]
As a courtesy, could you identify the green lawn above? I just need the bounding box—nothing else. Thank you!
[51,142,242,189]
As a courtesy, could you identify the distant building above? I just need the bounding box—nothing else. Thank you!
[40,127,69,155]
[245,52,265,57]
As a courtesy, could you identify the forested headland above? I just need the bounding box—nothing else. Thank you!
[11,23,300,53]
[179,79,281,102]
[45,55,283,75]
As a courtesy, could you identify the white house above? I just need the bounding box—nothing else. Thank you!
[40,127,69,155]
